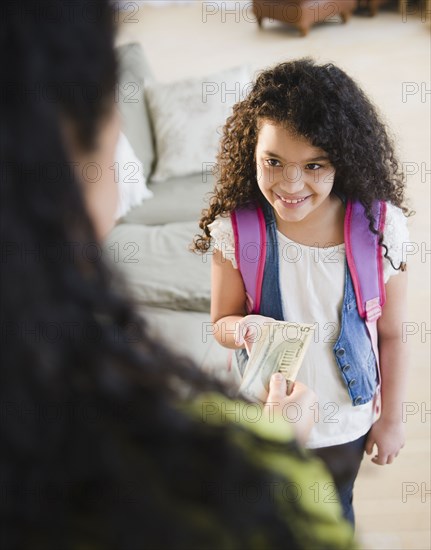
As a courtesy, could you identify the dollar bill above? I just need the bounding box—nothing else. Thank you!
[238,322,315,403]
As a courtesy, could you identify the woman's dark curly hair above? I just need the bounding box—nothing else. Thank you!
[194,58,410,269]
[0,2,351,549]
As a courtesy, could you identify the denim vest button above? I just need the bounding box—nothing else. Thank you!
[354,396,363,405]
[342,364,351,373]
[336,348,345,357]
[348,379,357,388]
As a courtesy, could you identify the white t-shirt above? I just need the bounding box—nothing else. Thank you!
[208,202,409,448]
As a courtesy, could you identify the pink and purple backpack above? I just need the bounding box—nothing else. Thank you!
[231,200,387,370]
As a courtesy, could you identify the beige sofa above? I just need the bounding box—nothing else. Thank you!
[106,42,238,384]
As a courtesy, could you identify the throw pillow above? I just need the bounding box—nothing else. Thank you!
[145,65,252,182]
[115,132,153,220]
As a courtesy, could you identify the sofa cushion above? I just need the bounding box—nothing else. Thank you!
[120,172,216,225]
[137,306,240,385]
[105,221,211,312]
[116,42,155,180]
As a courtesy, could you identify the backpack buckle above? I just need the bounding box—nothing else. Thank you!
[365,297,382,322]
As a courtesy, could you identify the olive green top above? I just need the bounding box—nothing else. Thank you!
[178,392,358,550]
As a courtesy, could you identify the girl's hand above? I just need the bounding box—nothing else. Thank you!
[234,314,276,355]
[365,417,405,465]
[264,374,318,445]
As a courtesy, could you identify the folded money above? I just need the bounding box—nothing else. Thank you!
[238,322,315,403]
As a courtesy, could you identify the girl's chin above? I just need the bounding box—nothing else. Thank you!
[273,201,310,223]
[277,211,307,224]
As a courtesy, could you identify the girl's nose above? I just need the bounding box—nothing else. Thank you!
[279,163,306,193]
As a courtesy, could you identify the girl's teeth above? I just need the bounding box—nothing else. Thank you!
[280,196,306,204]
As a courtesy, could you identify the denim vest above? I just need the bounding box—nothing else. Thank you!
[237,199,379,407]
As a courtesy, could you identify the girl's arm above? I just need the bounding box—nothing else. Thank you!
[211,249,247,349]
[365,270,409,465]
[211,249,278,353]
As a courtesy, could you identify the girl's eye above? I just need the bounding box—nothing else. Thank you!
[306,163,322,170]
[266,159,282,167]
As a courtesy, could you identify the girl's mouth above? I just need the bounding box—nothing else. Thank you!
[274,192,310,208]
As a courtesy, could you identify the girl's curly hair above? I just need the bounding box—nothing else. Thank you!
[193,58,410,270]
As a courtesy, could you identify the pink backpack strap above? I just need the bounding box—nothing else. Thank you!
[344,200,387,321]
[345,199,387,403]
[231,203,266,314]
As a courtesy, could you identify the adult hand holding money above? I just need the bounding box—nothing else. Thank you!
[239,321,315,403]
[265,374,318,445]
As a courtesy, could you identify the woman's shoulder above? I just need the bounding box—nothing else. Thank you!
[179,392,357,549]
[181,391,294,443]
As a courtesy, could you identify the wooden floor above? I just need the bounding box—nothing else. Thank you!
[117,2,430,547]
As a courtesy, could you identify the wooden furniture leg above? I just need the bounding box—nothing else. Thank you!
[252,0,357,35]
[369,0,379,16]
[399,0,408,14]
[368,0,391,16]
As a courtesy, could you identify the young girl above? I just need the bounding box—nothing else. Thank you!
[194,58,410,525]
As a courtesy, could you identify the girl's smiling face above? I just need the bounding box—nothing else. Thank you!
[255,120,336,227]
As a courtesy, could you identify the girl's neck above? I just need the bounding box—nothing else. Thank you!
[275,193,345,248]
